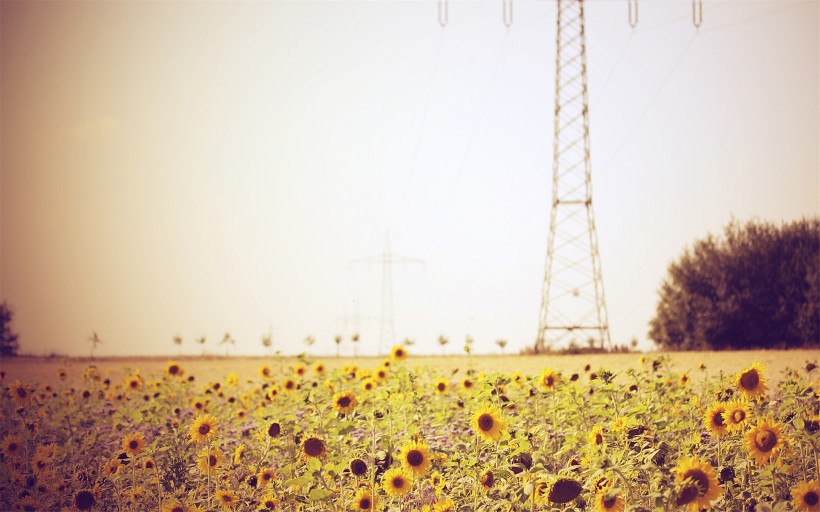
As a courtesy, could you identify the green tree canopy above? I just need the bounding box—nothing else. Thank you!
[649,217,819,350]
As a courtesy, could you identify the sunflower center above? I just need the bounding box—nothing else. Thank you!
[359,498,371,509]
[268,423,281,438]
[16,388,27,398]
[395,350,404,358]
[406,450,424,467]
[304,438,324,457]
[675,483,699,505]
[391,476,405,489]
[286,381,294,389]
[595,433,603,445]
[338,396,351,408]
[755,430,777,452]
[437,383,446,391]
[731,410,745,423]
[208,455,217,466]
[739,370,759,390]
[130,380,138,388]
[546,376,554,387]
[351,459,367,475]
[169,365,179,375]
[603,497,617,508]
[548,478,583,503]
[682,469,709,496]
[129,440,139,449]
[75,490,96,510]
[482,471,494,487]
[145,461,154,469]
[172,507,184,512]
[478,414,494,432]
[805,492,819,506]
[713,412,725,426]
[8,442,18,451]
[198,424,211,435]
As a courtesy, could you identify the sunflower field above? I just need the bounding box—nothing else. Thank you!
[1,351,819,512]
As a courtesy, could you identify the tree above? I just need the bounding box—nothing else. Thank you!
[172,335,182,355]
[220,332,236,356]
[649,217,819,350]
[196,336,206,356]
[437,335,449,356]
[261,333,273,355]
[304,335,315,355]
[333,335,343,357]
[0,302,19,356]
[350,333,360,356]
[88,332,102,358]
[495,339,508,354]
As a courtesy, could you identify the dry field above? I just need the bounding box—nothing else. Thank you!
[3,349,818,387]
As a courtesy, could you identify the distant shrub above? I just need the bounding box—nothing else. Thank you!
[649,217,819,350]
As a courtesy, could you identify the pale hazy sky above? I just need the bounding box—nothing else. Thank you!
[1,0,818,357]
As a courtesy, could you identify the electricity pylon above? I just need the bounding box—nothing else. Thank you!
[352,232,423,355]
[536,0,610,352]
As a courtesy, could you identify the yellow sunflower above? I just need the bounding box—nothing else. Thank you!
[703,403,728,437]
[724,399,753,433]
[332,391,358,415]
[260,493,278,510]
[587,425,605,451]
[400,440,432,477]
[433,378,449,395]
[361,378,377,392]
[267,386,280,400]
[792,479,820,512]
[283,377,297,392]
[460,378,475,392]
[257,467,276,487]
[537,368,561,392]
[192,398,206,412]
[735,361,768,399]
[215,489,238,509]
[165,362,185,378]
[480,470,494,492]
[433,498,455,511]
[258,365,272,379]
[292,364,307,377]
[746,417,785,465]
[313,362,326,375]
[196,448,223,475]
[32,443,59,472]
[382,467,413,497]
[391,345,408,361]
[674,456,723,510]
[374,368,388,382]
[300,434,328,460]
[473,405,507,442]
[594,488,625,512]
[161,499,187,512]
[351,489,376,511]
[121,432,145,457]
[9,380,32,406]
[1,434,23,459]
[189,414,218,443]
[124,374,143,391]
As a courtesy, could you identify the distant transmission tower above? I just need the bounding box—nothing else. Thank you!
[536,0,610,352]
[352,232,423,355]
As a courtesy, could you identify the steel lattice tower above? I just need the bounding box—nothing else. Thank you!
[536,0,610,352]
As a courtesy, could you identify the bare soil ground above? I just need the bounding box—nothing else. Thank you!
[3,349,818,387]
